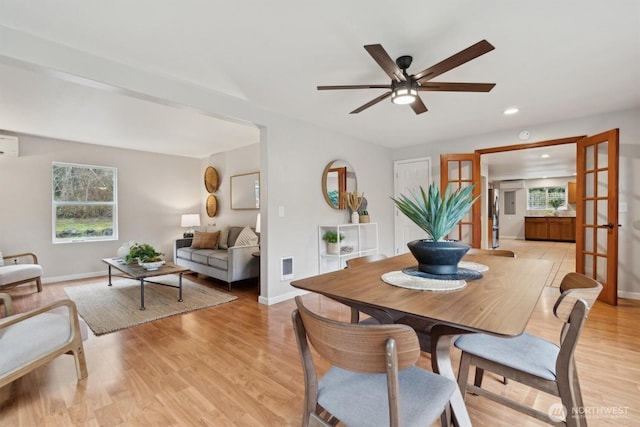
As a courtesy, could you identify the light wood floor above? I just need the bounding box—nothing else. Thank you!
[1,239,638,426]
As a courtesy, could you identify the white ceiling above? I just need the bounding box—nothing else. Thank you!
[1,1,639,177]
[483,144,577,182]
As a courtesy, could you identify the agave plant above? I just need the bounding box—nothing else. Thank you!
[392,183,478,242]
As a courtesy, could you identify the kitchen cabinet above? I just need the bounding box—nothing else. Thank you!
[568,181,577,204]
[525,217,549,240]
[525,217,576,242]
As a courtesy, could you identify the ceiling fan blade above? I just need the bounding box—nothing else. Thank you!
[364,44,405,82]
[410,96,428,115]
[413,40,495,82]
[350,92,392,114]
[317,84,391,90]
[417,82,496,92]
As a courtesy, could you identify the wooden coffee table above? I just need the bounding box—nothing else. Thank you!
[102,258,190,310]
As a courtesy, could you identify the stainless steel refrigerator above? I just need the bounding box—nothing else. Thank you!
[489,188,500,248]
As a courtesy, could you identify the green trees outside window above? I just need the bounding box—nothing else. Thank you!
[52,162,117,243]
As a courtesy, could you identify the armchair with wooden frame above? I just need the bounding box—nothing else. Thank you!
[0,293,88,388]
[0,252,43,292]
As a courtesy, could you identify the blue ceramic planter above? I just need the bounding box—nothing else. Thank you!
[407,239,470,275]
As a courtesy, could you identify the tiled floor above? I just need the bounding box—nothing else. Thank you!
[497,238,576,287]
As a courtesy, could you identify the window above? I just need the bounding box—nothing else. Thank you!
[527,186,566,210]
[52,162,117,243]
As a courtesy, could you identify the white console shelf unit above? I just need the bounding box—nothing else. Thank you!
[318,223,378,273]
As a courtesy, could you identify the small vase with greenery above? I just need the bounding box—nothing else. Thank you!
[322,231,345,244]
[391,183,478,274]
[124,243,164,264]
[549,198,563,215]
[322,231,345,255]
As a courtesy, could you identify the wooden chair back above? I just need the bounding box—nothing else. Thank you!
[345,253,388,268]
[466,248,516,257]
[293,296,420,372]
[555,272,602,322]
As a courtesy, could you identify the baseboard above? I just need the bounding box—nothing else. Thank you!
[618,290,640,300]
[258,287,308,305]
[43,271,105,284]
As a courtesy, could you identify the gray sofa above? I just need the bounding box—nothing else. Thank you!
[174,226,259,291]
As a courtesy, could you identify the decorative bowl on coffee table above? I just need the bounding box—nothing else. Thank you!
[139,260,165,271]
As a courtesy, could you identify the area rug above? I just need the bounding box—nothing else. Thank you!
[64,275,236,336]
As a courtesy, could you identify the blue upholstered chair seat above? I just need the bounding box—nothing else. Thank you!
[455,332,560,381]
[318,366,457,427]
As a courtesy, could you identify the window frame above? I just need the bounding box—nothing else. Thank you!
[526,185,568,211]
[52,162,118,244]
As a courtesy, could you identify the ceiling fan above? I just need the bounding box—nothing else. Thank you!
[317,40,496,115]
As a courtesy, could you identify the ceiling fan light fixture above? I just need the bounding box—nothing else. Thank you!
[391,81,418,105]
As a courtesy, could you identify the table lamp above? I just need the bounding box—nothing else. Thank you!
[181,214,200,238]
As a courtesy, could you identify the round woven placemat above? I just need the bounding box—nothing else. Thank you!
[381,271,467,292]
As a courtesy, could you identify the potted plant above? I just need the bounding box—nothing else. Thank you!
[125,243,165,270]
[322,231,345,255]
[391,183,478,274]
[549,198,563,216]
[359,210,370,223]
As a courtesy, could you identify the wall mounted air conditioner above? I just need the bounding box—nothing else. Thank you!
[500,180,525,189]
[0,134,19,157]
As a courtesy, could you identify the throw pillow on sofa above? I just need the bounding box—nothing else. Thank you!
[191,231,220,249]
[234,226,259,247]
[218,228,230,249]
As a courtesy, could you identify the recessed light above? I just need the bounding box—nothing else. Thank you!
[504,107,519,115]
[540,154,550,158]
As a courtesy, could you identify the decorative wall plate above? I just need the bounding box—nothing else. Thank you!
[206,194,218,217]
[204,166,219,193]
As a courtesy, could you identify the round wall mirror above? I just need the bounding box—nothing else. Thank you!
[322,160,357,209]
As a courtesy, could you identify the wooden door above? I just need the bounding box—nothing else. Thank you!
[576,129,619,305]
[393,157,432,254]
[440,153,481,248]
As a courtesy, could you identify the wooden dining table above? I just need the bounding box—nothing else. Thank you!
[291,252,553,426]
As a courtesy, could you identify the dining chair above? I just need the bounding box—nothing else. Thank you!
[291,296,471,427]
[345,253,389,324]
[343,254,435,352]
[465,248,516,258]
[345,253,389,268]
[454,272,602,427]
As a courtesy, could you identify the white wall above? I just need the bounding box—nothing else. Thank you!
[0,134,201,281]
[259,119,394,304]
[392,107,640,299]
[205,143,261,230]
